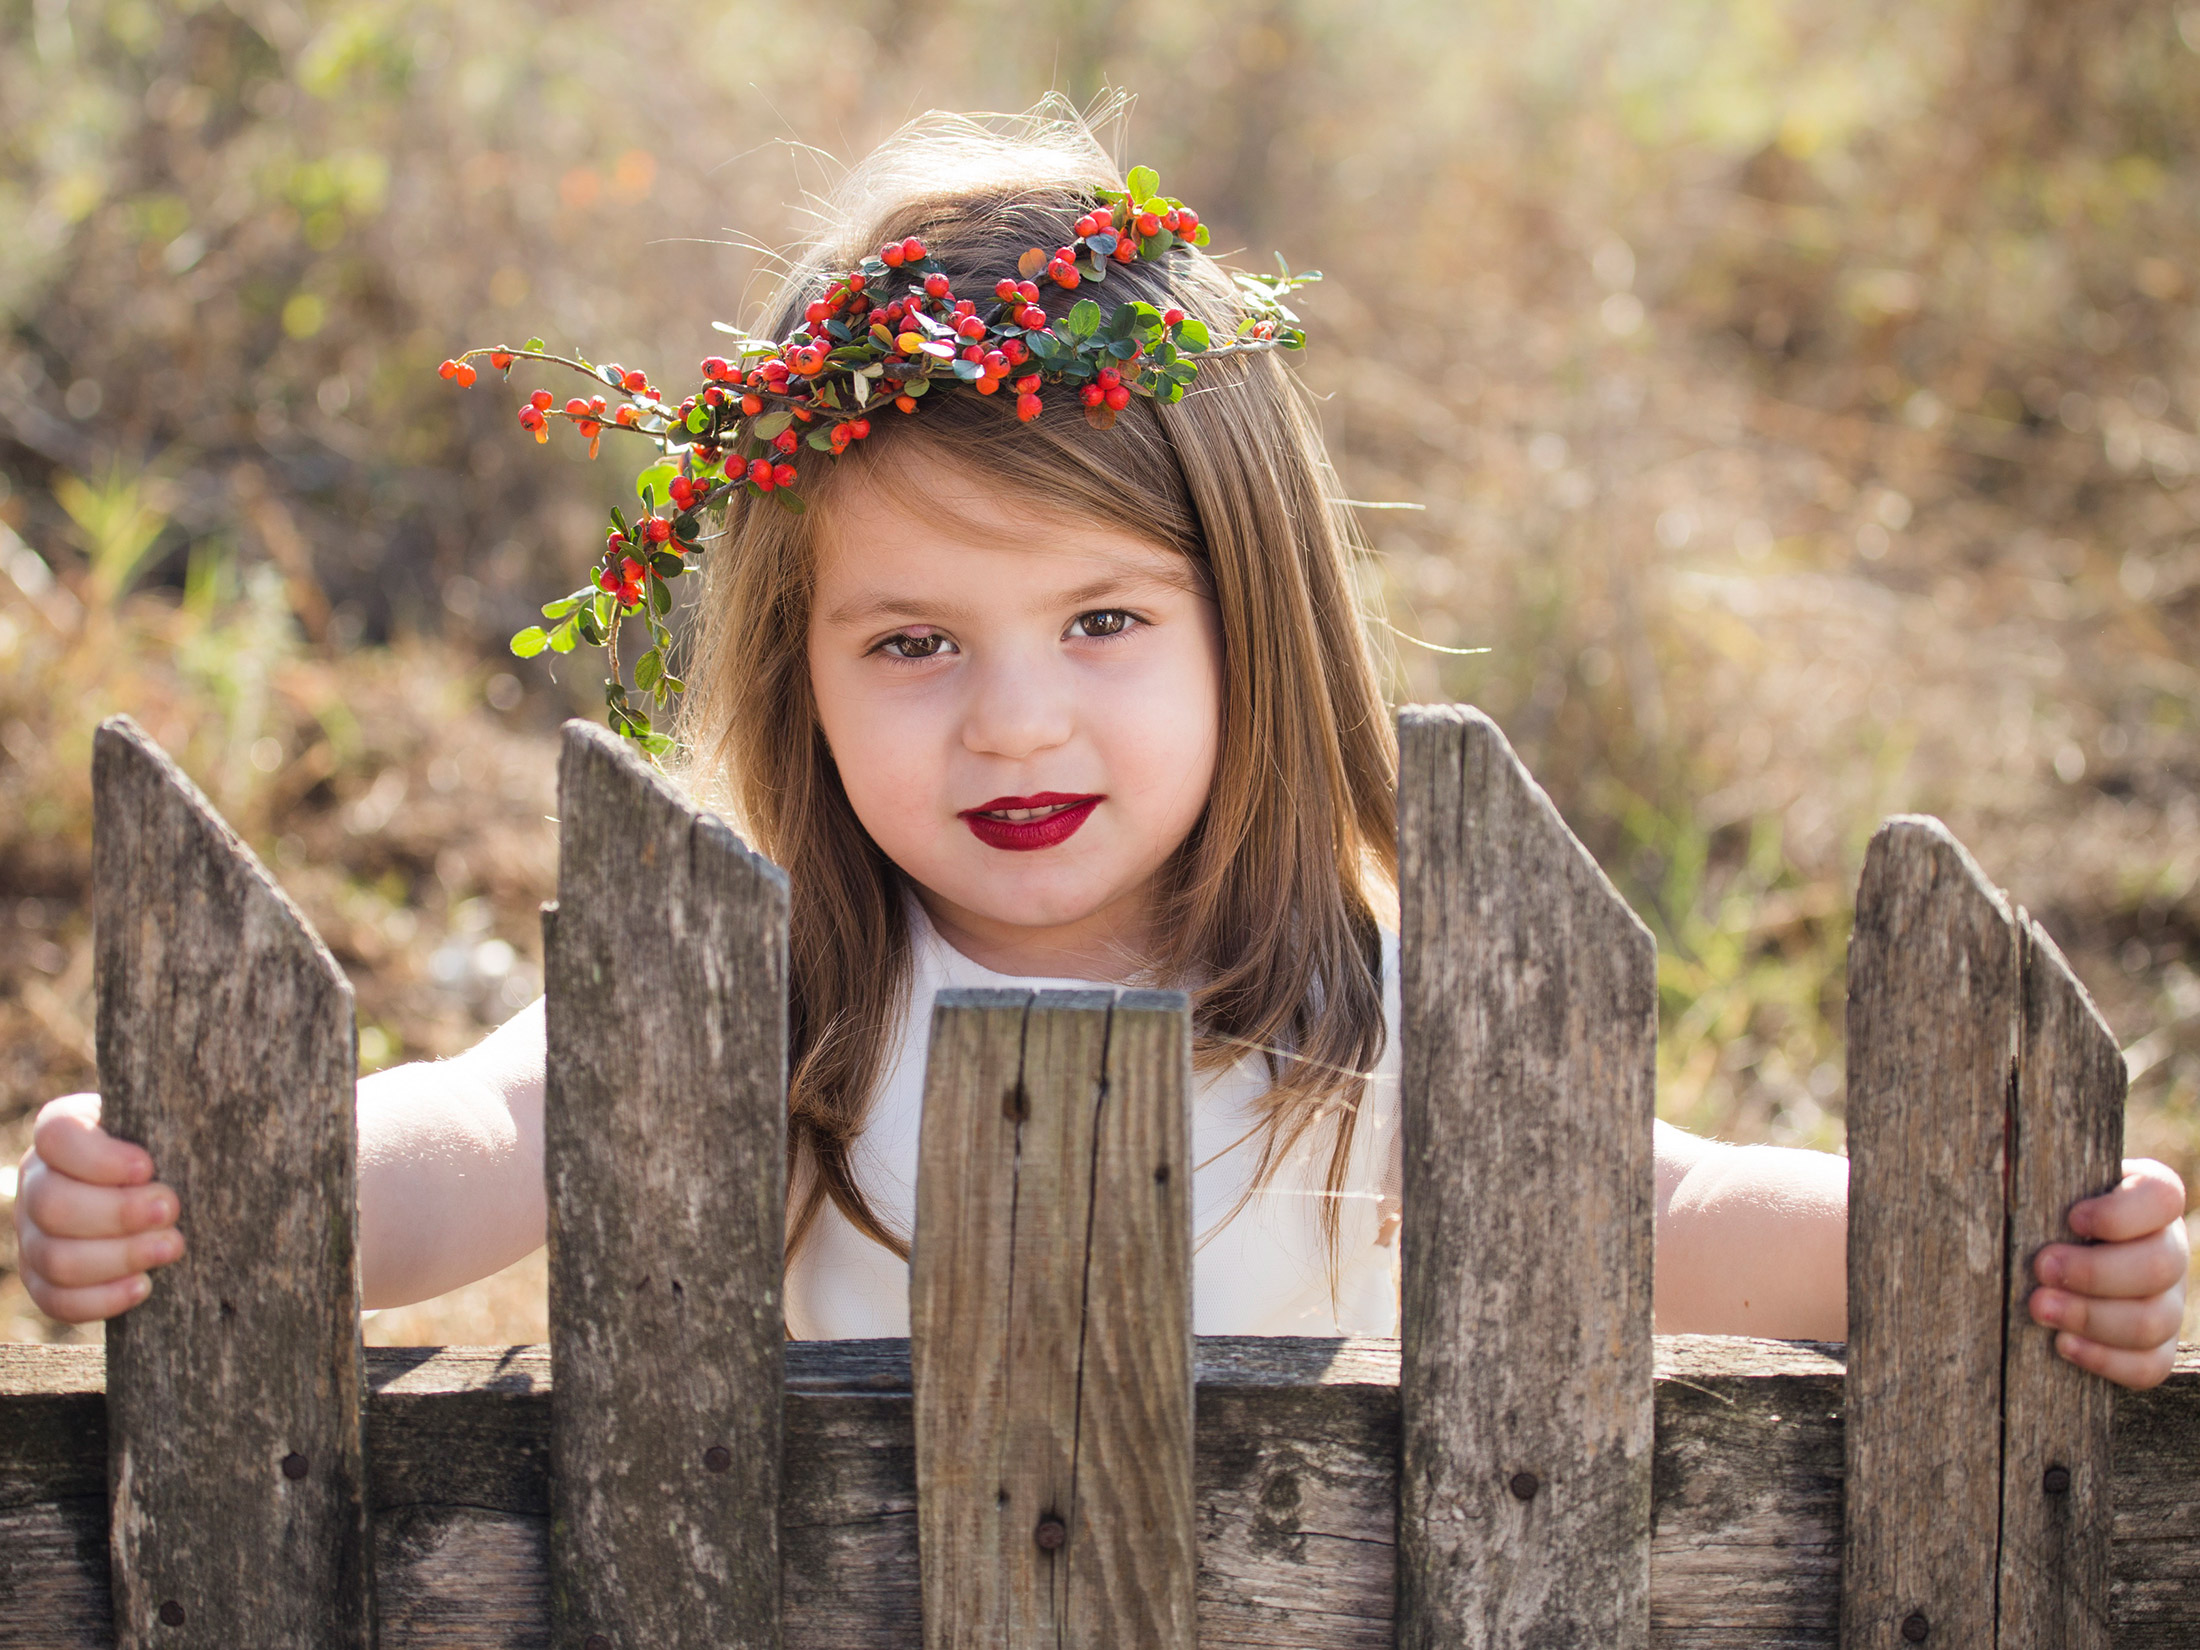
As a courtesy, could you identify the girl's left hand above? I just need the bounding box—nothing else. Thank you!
[2029,1158,2191,1390]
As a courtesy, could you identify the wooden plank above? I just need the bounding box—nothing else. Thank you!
[1998,920,2126,1650]
[543,721,790,1650]
[910,988,1196,1649]
[91,715,368,1649]
[1842,816,2021,1650]
[1394,705,1658,1649]
[9,1341,2200,1648]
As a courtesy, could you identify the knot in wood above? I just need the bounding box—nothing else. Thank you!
[1034,1517,1069,1550]
[1901,1611,1930,1642]
[1507,1470,1540,1502]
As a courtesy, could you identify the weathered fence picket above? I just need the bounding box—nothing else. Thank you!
[91,716,370,1649]
[910,988,1195,1648]
[1843,819,2125,1650]
[543,723,790,1650]
[1396,704,1657,1648]
[0,707,2192,1648]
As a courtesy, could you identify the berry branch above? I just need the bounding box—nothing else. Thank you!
[442,166,1318,754]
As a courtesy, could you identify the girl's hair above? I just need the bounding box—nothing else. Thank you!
[679,102,1398,1273]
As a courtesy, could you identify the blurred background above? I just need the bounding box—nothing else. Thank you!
[2,0,2197,1344]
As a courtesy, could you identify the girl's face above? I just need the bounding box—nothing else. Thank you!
[807,448,1223,980]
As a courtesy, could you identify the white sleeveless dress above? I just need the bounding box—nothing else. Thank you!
[783,908,1404,1339]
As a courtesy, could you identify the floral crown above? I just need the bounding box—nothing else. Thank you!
[442,166,1317,753]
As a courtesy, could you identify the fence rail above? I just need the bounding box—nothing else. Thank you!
[0,708,2194,1648]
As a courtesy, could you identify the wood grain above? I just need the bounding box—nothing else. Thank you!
[1394,705,1658,1649]
[909,988,1196,1649]
[1842,816,2021,1650]
[92,715,369,1649]
[543,721,790,1650]
[7,1341,2200,1647]
[1998,920,2127,1650]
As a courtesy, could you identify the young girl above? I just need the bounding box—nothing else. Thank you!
[13,111,2190,1383]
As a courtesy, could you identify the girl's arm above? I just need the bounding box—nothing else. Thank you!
[1654,1120,2190,1390]
[1654,1120,1849,1340]
[356,999,548,1309]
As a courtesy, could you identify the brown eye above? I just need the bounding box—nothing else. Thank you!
[881,630,953,659]
[1072,609,1133,638]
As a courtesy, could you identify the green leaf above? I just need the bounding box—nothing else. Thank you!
[597,363,623,388]
[524,336,545,352]
[1175,317,1212,351]
[1087,231,1119,257]
[1163,360,1199,384]
[577,607,604,646]
[1140,230,1175,259]
[951,358,984,382]
[751,410,793,440]
[825,319,852,342]
[684,406,710,433]
[635,649,663,691]
[806,428,837,450]
[1066,299,1103,338]
[548,616,579,653]
[1107,338,1139,359]
[1125,165,1160,205]
[773,488,806,514]
[662,673,685,694]
[652,578,673,615]
[593,590,616,629]
[1163,382,1187,403]
[1192,225,1211,247]
[635,462,677,505]
[609,506,629,536]
[652,551,684,578]
[1079,254,1107,283]
[509,626,550,658]
[637,730,677,757]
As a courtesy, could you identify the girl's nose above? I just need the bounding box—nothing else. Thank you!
[960,654,1074,761]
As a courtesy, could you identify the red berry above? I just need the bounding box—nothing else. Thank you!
[1014,374,1041,393]
[881,242,905,267]
[703,356,729,378]
[455,364,477,387]
[956,315,986,340]
[805,301,830,325]
[894,394,917,413]
[982,350,1009,376]
[774,428,799,454]
[530,389,554,410]
[597,566,619,593]
[489,351,515,369]
[1018,280,1041,302]
[1105,384,1131,410]
[1091,205,1114,229]
[1003,339,1029,364]
[670,476,696,507]
[749,459,775,490]
[1163,210,1181,231]
[901,237,926,262]
[565,397,589,416]
[1018,305,1049,330]
[847,272,866,292]
[741,394,763,415]
[519,406,546,430]
[975,377,1000,396]
[961,344,984,363]
[646,517,673,544]
[1074,215,1097,237]
[1136,212,1162,237]
[773,462,796,488]
[1080,384,1106,406]
[704,385,724,406]
[924,272,951,298]
[1097,367,1121,389]
[621,369,648,392]
[438,359,460,380]
[1177,208,1198,232]
[1049,259,1079,288]
[1163,307,1186,327]
[1017,392,1043,422]
[995,278,1020,300]
[849,417,871,438]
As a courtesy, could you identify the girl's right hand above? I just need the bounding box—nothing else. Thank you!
[14,1094,185,1323]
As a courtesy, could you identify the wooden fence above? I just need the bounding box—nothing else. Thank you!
[1,707,2195,1648]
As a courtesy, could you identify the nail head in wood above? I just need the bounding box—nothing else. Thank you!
[585,1635,611,1650]
[1902,1612,1930,1642]
[704,1446,732,1474]
[158,1600,184,1627]
[2042,1464,2071,1495]
[1034,1518,1068,1551]
[1509,1471,1540,1502]
[281,1451,308,1480]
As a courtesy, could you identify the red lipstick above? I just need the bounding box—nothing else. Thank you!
[959,792,1103,851]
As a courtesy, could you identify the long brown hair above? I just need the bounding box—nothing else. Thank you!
[678,106,1397,1271]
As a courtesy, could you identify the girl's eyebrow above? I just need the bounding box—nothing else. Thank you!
[821,568,1199,630]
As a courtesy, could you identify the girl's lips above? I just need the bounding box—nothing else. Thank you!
[959,793,1103,852]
